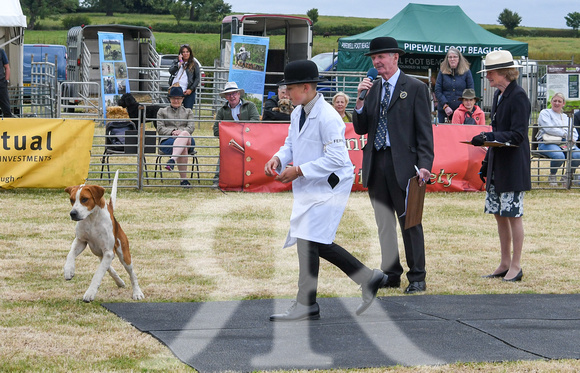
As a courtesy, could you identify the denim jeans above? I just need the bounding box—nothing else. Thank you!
[537,142,580,174]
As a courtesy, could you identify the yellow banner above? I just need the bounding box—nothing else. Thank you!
[1,118,95,189]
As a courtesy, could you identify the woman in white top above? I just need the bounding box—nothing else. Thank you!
[537,92,580,186]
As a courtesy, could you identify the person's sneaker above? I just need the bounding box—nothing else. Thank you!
[180,180,192,188]
[574,174,580,186]
[548,175,557,187]
[560,175,569,185]
[165,159,175,171]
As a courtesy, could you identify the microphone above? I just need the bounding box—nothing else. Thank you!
[358,68,378,100]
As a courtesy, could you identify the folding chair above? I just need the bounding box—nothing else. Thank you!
[154,138,200,183]
[100,121,136,180]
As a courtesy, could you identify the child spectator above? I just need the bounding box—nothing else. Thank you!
[452,89,485,125]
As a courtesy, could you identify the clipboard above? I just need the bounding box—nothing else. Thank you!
[400,175,426,230]
[460,140,518,147]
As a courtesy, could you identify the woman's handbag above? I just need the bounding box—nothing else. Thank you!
[542,133,565,144]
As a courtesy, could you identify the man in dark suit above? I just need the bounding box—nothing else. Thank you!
[352,37,434,294]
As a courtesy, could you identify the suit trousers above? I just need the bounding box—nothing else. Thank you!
[296,238,372,306]
[367,147,426,282]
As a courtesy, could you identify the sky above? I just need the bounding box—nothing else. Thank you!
[228,0,578,29]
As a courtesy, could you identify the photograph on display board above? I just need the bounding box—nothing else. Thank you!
[117,80,127,94]
[102,62,114,77]
[232,42,267,72]
[103,76,115,94]
[115,62,127,79]
[103,39,122,61]
[105,95,118,108]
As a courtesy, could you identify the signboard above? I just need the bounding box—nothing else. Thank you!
[218,122,489,193]
[545,65,580,111]
[229,35,269,114]
[98,32,129,118]
[1,119,95,189]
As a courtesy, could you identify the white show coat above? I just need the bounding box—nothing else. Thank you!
[275,97,355,248]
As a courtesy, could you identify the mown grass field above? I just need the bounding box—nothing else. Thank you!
[1,186,580,371]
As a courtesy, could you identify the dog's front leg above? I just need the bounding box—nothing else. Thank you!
[64,238,87,280]
[83,250,114,302]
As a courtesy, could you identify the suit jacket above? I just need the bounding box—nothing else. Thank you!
[483,80,531,193]
[353,71,434,190]
[213,100,260,136]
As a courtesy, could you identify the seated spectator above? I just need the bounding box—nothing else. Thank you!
[213,82,260,136]
[262,85,292,121]
[157,86,195,187]
[537,92,580,186]
[451,89,485,125]
[213,82,261,184]
[332,92,352,123]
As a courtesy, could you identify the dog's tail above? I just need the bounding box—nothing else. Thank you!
[110,170,119,211]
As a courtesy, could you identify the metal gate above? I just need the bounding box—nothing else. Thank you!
[29,55,57,117]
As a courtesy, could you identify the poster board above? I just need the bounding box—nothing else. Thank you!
[98,32,129,118]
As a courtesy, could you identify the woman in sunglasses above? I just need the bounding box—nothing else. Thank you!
[169,44,200,109]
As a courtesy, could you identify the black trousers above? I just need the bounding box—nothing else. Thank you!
[0,81,13,118]
[367,147,426,282]
[296,238,372,306]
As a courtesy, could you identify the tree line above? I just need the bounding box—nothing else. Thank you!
[20,0,231,30]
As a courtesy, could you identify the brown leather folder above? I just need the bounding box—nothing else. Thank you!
[403,175,426,230]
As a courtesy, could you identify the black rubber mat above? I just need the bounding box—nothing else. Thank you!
[103,294,580,372]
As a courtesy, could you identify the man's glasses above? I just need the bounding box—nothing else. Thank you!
[224,92,239,98]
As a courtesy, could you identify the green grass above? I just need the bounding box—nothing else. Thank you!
[1,187,580,371]
[23,12,580,62]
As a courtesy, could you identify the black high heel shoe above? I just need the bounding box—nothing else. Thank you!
[502,269,523,282]
[481,269,508,278]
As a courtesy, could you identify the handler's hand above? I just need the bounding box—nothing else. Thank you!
[264,156,280,177]
[276,166,300,184]
[444,106,453,116]
[417,168,430,187]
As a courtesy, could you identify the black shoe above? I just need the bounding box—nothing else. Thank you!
[356,269,388,316]
[381,276,401,288]
[270,301,320,322]
[404,281,426,294]
[502,269,523,282]
[180,180,192,188]
[165,159,175,171]
[481,269,508,278]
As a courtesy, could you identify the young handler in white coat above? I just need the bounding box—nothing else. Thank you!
[265,60,388,321]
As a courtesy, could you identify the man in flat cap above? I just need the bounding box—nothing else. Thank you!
[353,36,433,294]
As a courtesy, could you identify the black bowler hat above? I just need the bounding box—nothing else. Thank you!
[364,37,405,56]
[278,60,326,86]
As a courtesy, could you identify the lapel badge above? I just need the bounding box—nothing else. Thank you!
[400,91,407,99]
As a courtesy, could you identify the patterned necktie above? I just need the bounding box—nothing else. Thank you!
[299,108,306,131]
[374,83,391,150]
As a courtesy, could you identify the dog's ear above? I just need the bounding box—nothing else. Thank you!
[87,185,106,204]
[64,186,76,196]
